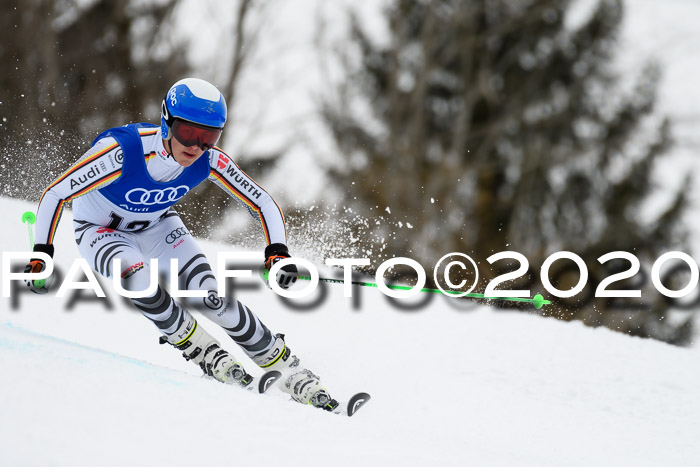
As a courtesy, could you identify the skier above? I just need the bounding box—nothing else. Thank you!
[23,78,338,411]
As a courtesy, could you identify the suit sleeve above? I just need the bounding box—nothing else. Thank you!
[34,137,123,245]
[207,148,287,245]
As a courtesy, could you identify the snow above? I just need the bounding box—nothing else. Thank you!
[2,195,700,466]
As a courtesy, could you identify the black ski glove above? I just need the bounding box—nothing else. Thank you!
[264,243,298,290]
[24,243,54,294]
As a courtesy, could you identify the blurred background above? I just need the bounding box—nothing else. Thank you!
[1,0,699,344]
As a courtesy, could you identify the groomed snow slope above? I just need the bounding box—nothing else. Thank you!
[1,196,699,467]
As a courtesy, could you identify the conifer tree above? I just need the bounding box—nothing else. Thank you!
[0,0,188,199]
[321,0,692,343]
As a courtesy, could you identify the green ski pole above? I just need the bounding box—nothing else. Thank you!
[263,269,550,309]
[22,211,36,248]
[21,211,45,289]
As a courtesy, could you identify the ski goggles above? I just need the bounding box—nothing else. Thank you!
[171,119,222,151]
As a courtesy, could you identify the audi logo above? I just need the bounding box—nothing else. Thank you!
[166,227,190,244]
[125,186,189,206]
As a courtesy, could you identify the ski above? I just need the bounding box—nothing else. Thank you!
[255,370,282,394]
[332,392,372,417]
[240,370,370,417]
[213,370,281,393]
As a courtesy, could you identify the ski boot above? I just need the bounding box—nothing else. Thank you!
[252,334,339,411]
[285,369,339,412]
[160,318,252,387]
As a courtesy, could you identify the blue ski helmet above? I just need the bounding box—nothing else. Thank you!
[161,78,227,140]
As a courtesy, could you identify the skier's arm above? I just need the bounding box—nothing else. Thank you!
[208,149,287,245]
[34,137,123,247]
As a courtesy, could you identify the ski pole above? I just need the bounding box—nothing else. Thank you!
[264,269,550,309]
[22,211,36,248]
[21,211,45,289]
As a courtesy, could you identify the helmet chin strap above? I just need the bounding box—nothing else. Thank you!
[163,134,173,155]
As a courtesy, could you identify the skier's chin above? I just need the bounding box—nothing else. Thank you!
[176,151,199,166]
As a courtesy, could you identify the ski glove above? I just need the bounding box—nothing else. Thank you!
[264,243,298,290]
[24,243,54,294]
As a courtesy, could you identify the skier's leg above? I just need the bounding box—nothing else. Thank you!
[154,214,335,407]
[74,221,248,385]
[152,215,277,358]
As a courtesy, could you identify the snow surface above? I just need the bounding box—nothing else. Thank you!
[2,195,700,466]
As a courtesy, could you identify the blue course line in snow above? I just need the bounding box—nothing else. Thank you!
[0,321,162,372]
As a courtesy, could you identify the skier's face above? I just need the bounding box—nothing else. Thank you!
[169,135,205,167]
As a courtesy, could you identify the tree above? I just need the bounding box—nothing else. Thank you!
[175,0,286,239]
[321,0,692,344]
[0,0,284,242]
[0,0,188,200]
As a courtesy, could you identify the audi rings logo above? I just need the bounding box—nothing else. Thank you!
[125,185,189,206]
[166,227,190,244]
